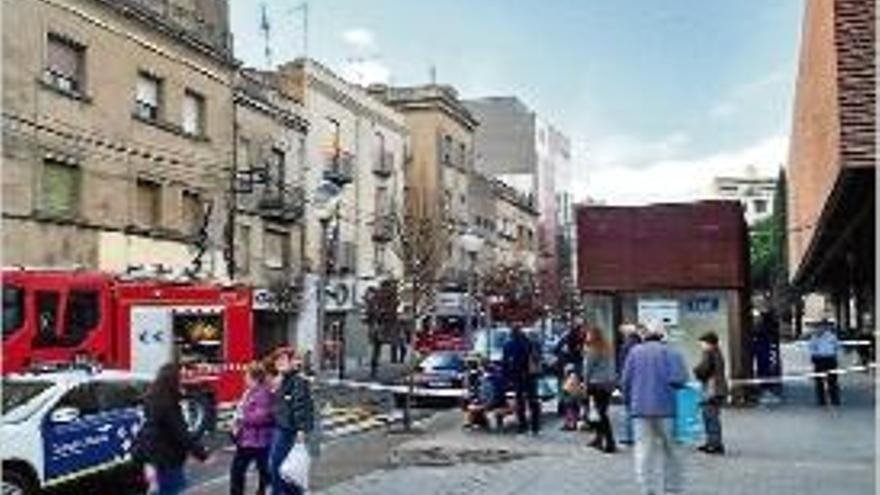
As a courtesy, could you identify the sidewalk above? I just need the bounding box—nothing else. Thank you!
[319,371,876,495]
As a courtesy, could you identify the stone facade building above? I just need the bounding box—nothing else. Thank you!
[369,83,479,284]
[3,0,236,277]
[232,68,309,356]
[469,172,538,272]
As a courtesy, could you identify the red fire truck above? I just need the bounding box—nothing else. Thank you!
[2,268,254,435]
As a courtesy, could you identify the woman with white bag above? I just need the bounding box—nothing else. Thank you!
[267,347,315,495]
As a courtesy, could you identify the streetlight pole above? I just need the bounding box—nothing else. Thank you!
[316,216,329,374]
[465,251,476,342]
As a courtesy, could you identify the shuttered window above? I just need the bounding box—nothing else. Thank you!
[41,159,80,217]
[181,90,205,136]
[45,34,84,93]
[182,190,202,235]
[135,73,161,120]
[264,229,287,269]
[135,179,161,228]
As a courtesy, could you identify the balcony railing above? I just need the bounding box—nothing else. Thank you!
[373,151,394,178]
[256,185,304,223]
[323,152,355,185]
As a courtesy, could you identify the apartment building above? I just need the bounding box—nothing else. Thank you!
[368,83,479,284]
[712,165,778,226]
[469,173,539,272]
[3,0,235,276]
[279,59,407,368]
[464,96,572,307]
[232,68,309,355]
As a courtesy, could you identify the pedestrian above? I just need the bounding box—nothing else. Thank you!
[617,323,642,445]
[502,323,541,434]
[693,331,728,455]
[808,320,841,406]
[584,327,617,453]
[622,325,689,495]
[268,347,315,495]
[137,363,209,495]
[230,362,275,495]
[555,322,585,379]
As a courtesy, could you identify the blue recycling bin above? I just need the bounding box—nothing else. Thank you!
[674,382,704,444]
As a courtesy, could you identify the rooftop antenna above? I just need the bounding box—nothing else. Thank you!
[260,3,273,70]
[289,2,309,60]
[429,64,437,85]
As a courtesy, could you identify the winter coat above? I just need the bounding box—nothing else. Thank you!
[584,347,616,390]
[621,340,688,418]
[234,383,275,448]
[137,394,207,470]
[693,347,728,400]
[502,333,538,384]
[274,371,315,434]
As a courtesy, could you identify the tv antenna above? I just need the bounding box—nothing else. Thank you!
[260,3,273,69]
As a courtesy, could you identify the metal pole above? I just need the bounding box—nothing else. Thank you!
[316,218,329,373]
[465,252,475,342]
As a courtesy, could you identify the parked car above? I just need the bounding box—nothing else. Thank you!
[1,364,151,495]
[412,352,467,389]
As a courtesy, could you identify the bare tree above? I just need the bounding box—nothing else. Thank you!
[389,188,455,430]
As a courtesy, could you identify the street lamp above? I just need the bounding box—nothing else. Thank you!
[313,180,342,375]
[459,231,484,346]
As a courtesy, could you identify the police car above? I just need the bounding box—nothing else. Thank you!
[1,364,151,495]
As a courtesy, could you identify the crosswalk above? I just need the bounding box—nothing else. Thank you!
[216,404,400,442]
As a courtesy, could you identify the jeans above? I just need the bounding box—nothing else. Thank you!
[812,356,841,405]
[634,417,683,495]
[701,398,723,448]
[268,429,303,495]
[230,446,270,495]
[588,388,615,449]
[153,467,186,495]
[619,407,635,443]
[513,376,540,433]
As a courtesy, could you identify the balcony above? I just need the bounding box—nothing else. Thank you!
[323,152,355,186]
[257,186,304,223]
[373,151,394,178]
[372,214,394,243]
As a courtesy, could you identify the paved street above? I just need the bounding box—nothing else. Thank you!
[317,373,875,495]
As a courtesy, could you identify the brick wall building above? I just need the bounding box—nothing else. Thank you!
[787,0,875,334]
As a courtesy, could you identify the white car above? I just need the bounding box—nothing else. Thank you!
[1,367,151,495]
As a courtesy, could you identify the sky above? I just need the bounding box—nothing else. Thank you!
[229,0,805,205]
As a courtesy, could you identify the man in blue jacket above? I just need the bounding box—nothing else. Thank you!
[622,325,688,495]
[502,324,541,434]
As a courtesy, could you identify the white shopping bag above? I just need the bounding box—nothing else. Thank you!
[280,442,311,490]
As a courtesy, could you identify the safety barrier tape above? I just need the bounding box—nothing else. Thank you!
[729,362,877,386]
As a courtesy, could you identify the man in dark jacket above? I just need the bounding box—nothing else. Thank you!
[138,363,208,495]
[693,331,728,455]
[502,324,541,434]
[268,348,315,495]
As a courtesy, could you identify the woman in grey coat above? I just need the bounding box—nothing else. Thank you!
[584,327,617,453]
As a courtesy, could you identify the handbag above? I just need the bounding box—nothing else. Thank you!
[280,441,311,490]
[673,382,704,444]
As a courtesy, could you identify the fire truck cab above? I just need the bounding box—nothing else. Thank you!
[2,269,254,436]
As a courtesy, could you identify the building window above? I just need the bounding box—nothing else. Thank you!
[238,225,252,275]
[442,135,453,165]
[40,159,80,217]
[375,186,389,217]
[269,148,286,191]
[181,89,205,136]
[457,143,466,168]
[264,229,288,270]
[45,33,85,94]
[135,179,161,228]
[753,198,768,214]
[182,190,202,235]
[135,72,162,121]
